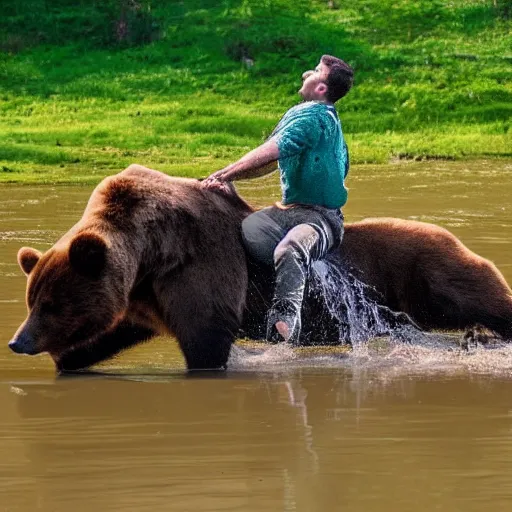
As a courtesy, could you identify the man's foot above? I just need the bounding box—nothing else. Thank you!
[275,321,290,342]
[266,311,301,345]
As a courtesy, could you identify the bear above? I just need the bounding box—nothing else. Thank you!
[9,164,512,371]
[10,165,251,371]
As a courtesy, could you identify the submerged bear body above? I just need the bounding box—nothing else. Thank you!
[9,165,512,371]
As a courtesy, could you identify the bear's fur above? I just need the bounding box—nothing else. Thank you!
[9,165,512,371]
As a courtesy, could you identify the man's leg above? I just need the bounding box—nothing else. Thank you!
[243,206,343,344]
[269,218,338,344]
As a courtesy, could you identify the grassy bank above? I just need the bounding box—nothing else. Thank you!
[0,0,511,184]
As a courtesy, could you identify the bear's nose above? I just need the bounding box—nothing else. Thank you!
[9,332,38,355]
[8,339,25,354]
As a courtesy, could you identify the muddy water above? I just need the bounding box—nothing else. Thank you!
[2,160,512,511]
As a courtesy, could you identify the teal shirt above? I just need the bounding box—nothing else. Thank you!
[272,101,349,209]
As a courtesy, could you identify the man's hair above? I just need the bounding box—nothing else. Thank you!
[320,55,354,103]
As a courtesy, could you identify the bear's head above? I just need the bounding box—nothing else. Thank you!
[9,231,126,361]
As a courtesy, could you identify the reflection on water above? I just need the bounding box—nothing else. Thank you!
[2,160,512,511]
[2,370,512,512]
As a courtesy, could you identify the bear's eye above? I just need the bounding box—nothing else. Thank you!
[39,301,60,316]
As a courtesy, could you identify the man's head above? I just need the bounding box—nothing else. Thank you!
[299,55,354,104]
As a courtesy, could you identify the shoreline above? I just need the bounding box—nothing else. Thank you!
[0,156,510,186]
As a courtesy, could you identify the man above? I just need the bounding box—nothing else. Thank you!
[203,54,354,344]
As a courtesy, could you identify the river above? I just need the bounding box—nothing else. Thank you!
[1,159,512,511]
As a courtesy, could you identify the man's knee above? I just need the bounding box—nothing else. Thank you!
[273,228,318,267]
[273,240,292,266]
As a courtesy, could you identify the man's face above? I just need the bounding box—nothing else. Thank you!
[299,61,330,101]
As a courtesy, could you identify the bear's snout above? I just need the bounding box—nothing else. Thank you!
[9,330,39,355]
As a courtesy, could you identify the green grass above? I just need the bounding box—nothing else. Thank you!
[0,0,511,183]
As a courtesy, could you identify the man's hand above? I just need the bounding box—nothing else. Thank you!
[202,168,231,190]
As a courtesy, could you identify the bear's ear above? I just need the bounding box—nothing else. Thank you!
[18,247,42,276]
[69,231,108,279]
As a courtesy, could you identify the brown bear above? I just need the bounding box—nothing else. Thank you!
[9,165,512,371]
[10,165,251,371]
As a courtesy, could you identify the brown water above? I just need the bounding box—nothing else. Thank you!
[2,160,512,511]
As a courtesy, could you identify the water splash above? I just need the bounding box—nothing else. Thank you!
[310,259,422,344]
[229,343,298,369]
[230,259,512,377]
[230,337,512,378]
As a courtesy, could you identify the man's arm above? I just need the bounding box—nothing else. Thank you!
[242,160,278,179]
[203,139,279,188]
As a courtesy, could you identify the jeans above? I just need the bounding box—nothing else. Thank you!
[241,204,344,344]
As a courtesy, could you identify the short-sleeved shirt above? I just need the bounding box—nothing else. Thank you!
[271,101,349,209]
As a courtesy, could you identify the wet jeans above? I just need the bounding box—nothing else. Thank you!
[241,204,344,344]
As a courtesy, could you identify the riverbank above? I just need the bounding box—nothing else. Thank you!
[1,0,510,184]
